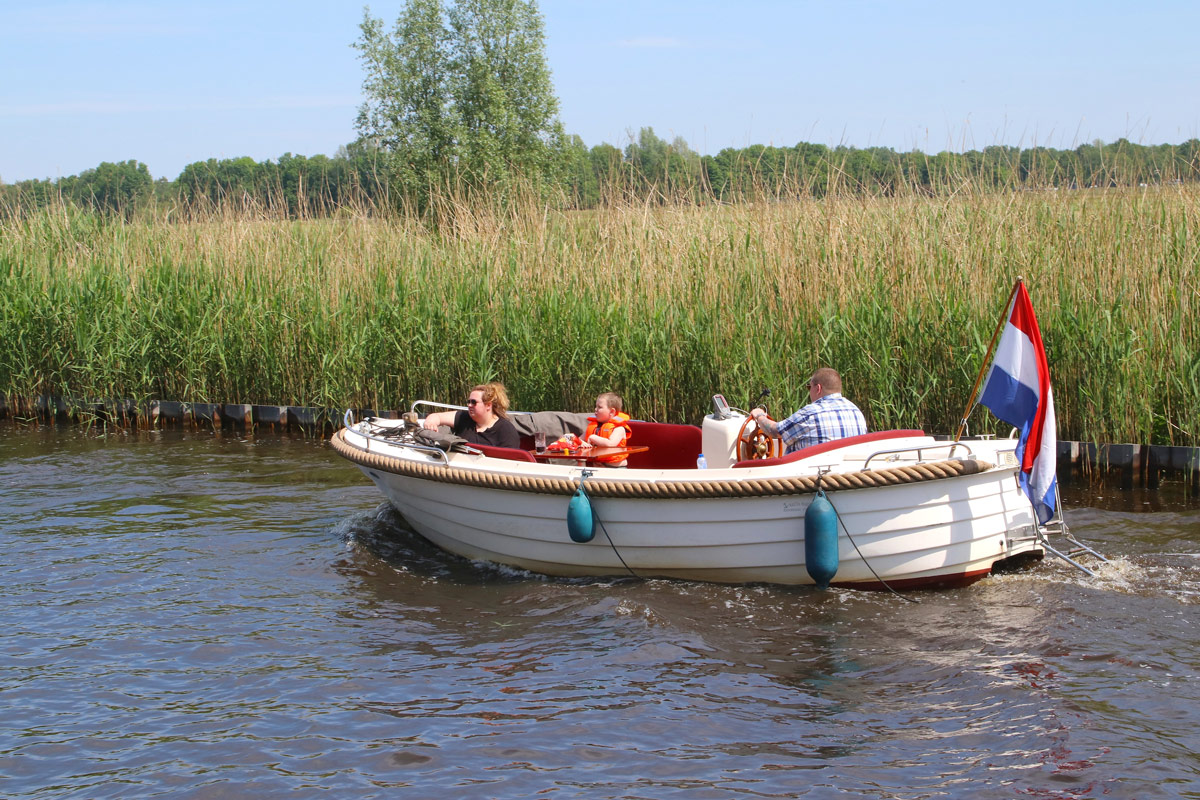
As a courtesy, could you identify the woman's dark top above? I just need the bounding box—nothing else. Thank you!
[451,410,521,449]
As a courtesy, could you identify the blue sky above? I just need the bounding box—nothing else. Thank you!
[2,0,1197,183]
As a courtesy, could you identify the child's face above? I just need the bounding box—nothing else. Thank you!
[594,398,613,422]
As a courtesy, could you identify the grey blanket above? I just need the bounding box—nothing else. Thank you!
[414,428,470,451]
[509,410,590,439]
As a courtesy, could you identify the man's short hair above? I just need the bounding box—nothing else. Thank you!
[811,368,843,394]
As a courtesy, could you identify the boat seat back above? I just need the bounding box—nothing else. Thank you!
[625,421,703,470]
[472,444,539,463]
[732,429,926,468]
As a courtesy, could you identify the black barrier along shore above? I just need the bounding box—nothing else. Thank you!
[1,394,1196,492]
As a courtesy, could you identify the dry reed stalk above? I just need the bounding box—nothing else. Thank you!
[1,185,1196,443]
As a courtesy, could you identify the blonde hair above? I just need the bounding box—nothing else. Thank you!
[597,391,623,413]
[473,382,510,418]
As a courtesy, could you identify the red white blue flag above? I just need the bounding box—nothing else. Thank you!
[979,283,1058,524]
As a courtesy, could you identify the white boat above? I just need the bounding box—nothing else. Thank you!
[331,398,1056,590]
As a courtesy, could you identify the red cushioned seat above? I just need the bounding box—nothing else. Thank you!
[472,444,539,463]
[625,421,703,470]
[732,429,926,469]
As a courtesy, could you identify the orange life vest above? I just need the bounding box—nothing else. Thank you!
[584,412,632,464]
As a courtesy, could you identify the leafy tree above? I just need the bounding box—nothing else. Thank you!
[447,0,563,188]
[177,157,262,207]
[354,0,458,203]
[587,143,624,203]
[560,134,598,207]
[354,0,564,212]
[623,127,703,202]
[59,160,152,217]
[0,177,60,212]
[8,133,1200,219]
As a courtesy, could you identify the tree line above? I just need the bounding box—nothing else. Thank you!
[4,0,1199,219]
[5,132,1200,219]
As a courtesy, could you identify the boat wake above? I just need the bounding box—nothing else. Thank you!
[334,502,473,580]
[1011,552,1200,604]
[336,501,637,587]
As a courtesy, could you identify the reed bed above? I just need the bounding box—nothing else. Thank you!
[1,186,1197,445]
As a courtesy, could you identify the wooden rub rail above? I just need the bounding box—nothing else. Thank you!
[329,429,994,500]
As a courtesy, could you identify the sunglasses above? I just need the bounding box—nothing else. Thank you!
[467,398,484,406]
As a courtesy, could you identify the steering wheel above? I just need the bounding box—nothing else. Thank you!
[736,413,781,461]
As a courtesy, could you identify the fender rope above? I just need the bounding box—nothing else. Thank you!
[331,430,994,499]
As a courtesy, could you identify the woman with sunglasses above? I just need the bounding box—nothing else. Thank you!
[422,382,521,449]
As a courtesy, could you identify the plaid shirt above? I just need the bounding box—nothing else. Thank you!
[776,393,867,453]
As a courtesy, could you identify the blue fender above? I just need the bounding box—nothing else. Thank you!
[805,490,839,588]
[567,486,595,543]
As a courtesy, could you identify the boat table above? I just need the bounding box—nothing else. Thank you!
[531,445,649,465]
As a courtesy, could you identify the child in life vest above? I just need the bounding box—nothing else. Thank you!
[583,392,633,467]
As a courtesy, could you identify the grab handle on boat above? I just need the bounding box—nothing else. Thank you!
[409,399,536,417]
[345,412,452,465]
[863,441,974,469]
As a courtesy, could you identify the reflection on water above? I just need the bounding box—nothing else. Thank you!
[1,427,1198,798]
[1061,478,1200,514]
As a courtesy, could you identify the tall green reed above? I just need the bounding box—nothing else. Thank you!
[0,185,1196,445]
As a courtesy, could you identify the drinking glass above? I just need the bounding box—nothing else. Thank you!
[534,431,547,452]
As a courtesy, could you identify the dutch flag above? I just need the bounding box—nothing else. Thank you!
[978,283,1058,524]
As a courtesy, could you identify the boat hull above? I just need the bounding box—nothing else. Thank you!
[336,425,1041,589]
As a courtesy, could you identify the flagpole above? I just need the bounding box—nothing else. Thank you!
[954,276,1025,442]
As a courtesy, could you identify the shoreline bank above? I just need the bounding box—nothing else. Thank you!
[3,393,1195,492]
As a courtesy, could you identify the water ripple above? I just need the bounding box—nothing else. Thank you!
[1,429,1198,798]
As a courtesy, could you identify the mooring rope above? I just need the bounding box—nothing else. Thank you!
[330,429,994,499]
[817,477,916,602]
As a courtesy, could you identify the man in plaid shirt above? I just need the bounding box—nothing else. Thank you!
[749,368,867,454]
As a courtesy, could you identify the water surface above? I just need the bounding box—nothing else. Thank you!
[1,427,1197,798]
